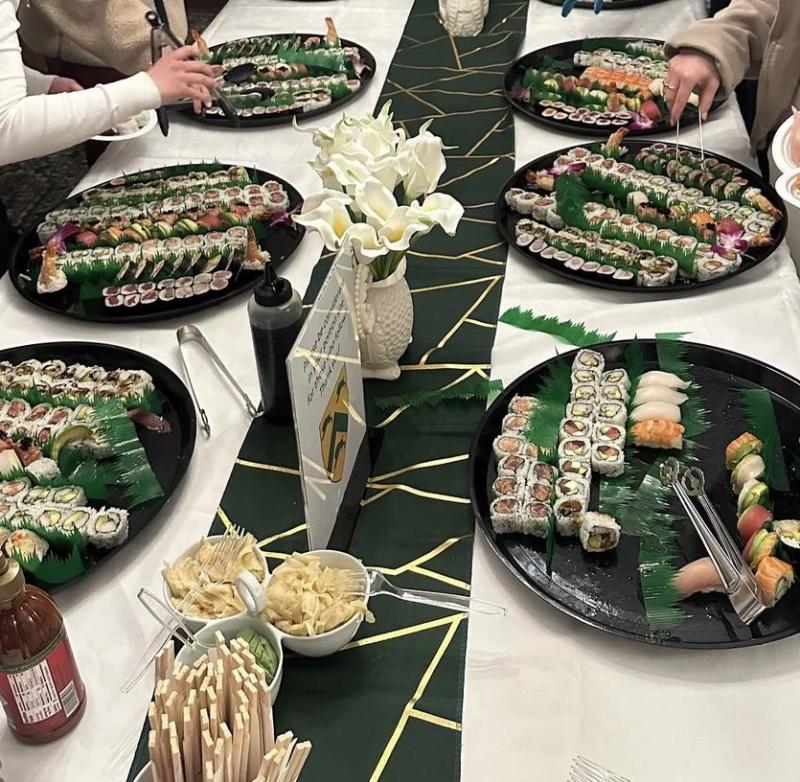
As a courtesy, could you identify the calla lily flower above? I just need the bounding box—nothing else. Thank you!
[342,223,387,264]
[377,205,431,252]
[293,196,355,250]
[408,193,464,235]
[400,120,447,201]
[354,178,399,227]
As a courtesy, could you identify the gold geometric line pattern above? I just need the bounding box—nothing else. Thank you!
[419,276,501,364]
[258,523,307,548]
[464,317,496,329]
[369,615,466,782]
[462,200,495,209]
[385,79,445,116]
[486,2,527,35]
[465,111,510,157]
[234,458,301,477]
[459,30,516,58]
[438,156,500,189]
[362,482,471,505]
[370,454,468,482]
[408,709,462,732]
[409,565,470,591]
[217,505,233,531]
[381,536,465,576]
[341,613,466,651]
[409,273,501,294]
[408,240,505,261]
[400,362,492,371]
[447,33,463,70]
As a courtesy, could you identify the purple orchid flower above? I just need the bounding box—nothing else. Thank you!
[548,161,586,177]
[270,204,302,228]
[346,52,367,76]
[509,85,531,102]
[713,217,748,253]
[48,222,82,253]
[627,111,655,131]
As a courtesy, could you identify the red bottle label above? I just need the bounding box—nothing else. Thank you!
[0,631,85,738]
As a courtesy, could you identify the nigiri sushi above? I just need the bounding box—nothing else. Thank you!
[632,386,688,407]
[743,529,778,570]
[630,419,684,449]
[638,370,690,390]
[736,504,772,543]
[731,453,765,494]
[737,479,769,515]
[755,556,795,606]
[630,402,682,424]
[673,557,724,599]
[725,432,763,469]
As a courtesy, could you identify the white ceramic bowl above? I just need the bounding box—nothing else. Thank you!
[175,614,283,704]
[771,113,800,175]
[259,549,369,658]
[133,763,153,782]
[162,535,269,632]
[776,168,800,210]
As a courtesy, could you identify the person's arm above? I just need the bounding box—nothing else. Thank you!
[22,63,54,95]
[665,0,779,93]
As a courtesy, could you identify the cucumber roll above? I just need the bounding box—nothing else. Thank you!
[592,422,626,448]
[20,485,54,506]
[558,437,591,461]
[518,501,551,538]
[554,496,586,537]
[599,383,630,404]
[572,349,605,373]
[490,496,520,535]
[87,508,129,548]
[571,368,601,387]
[601,368,630,390]
[571,384,598,404]
[34,506,64,531]
[60,508,92,538]
[595,401,627,426]
[559,417,590,440]
[50,486,86,508]
[565,402,595,421]
[591,443,625,477]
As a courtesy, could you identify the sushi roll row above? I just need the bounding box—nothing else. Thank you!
[0,397,96,449]
[0,480,87,512]
[0,358,153,405]
[104,270,232,309]
[629,371,688,450]
[572,47,668,81]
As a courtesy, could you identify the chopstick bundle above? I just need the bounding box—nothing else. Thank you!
[148,635,311,782]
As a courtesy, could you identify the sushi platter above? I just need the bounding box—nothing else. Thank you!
[0,342,195,589]
[186,21,376,127]
[469,339,800,649]
[497,134,786,291]
[504,38,720,136]
[9,163,305,323]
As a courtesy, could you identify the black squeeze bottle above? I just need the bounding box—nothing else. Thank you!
[247,261,303,424]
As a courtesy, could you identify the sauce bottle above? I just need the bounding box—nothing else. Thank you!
[0,556,86,743]
[247,260,303,424]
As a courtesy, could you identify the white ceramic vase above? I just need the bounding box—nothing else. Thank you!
[354,257,414,381]
[439,0,489,37]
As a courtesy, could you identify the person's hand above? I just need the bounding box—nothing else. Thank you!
[665,50,721,125]
[148,43,217,113]
[49,76,83,94]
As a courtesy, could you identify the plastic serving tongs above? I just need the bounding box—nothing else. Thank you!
[146,2,239,135]
[660,457,766,625]
[176,325,259,438]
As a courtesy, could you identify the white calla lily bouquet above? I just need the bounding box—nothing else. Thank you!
[294,102,464,280]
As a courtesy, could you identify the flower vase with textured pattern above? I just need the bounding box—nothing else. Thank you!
[439,0,489,37]
[354,257,414,381]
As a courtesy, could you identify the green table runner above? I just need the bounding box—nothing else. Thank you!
[128,2,528,779]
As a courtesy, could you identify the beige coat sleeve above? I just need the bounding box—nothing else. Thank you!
[665,0,779,94]
[19,0,189,75]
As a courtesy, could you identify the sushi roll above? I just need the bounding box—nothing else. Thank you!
[694,257,734,282]
[632,386,688,406]
[490,496,520,535]
[5,529,49,561]
[554,496,586,537]
[559,417,591,440]
[518,501,552,538]
[755,556,795,606]
[772,520,800,552]
[725,432,763,469]
[592,422,626,447]
[508,395,537,416]
[559,458,592,482]
[60,507,92,538]
[744,529,778,570]
[34,506,64,531]
[502,414,529,434]
[737,479,769,515]
[496,454,530,478]
[629,419,684,450]
[631,401,681,423]
[555,475,589,501]
[595,401,627,426]
[0,478,31,500]
[20,485,54,506]
[493,434,526,460]
[565,402,594,421]
[591,443,625,477]
[492,476,523,498]
[638,371,690,390]
[571,368,601,387]
[87,507,129,548]
[528,461,557,485]
[571,384,598,404]
[601,369,630,390]
[599,383,629,404]
[579,512,621,553]
[558,437,591,461]
[528,480,553,503]
[25,458,60,482]
[737,504,772,543]
[572,349,605,373]
[731,453,765,493]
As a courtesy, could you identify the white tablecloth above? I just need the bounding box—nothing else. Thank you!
[462,3,800,782]
[2,1,798,780]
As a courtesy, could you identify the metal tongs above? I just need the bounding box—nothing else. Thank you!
[177,324,259,438]
[660,458,766,625]
[146,4,239,135]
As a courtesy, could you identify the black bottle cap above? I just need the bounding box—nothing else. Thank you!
[253,259,293,306]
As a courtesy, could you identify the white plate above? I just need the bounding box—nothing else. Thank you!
[771,113,800,175]
[90,110,158,142]
[776,168,800,210]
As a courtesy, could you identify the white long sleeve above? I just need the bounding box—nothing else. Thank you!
[0,0,161,166]
[22,63,54,95]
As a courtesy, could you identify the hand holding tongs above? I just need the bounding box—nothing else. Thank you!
[660,458,766,625]
[146,4,239,134]
[177,324,259,438]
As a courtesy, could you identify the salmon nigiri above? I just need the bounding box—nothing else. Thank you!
[673,557,724,599]
[755,557,795,606]
[630,419,684,450]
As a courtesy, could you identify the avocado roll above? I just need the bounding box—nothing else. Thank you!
[595,401,627,426]
[591,443,625,477]
[599,383,630,404]
[50,486,86,508]
[571,384,598,404]
[87,508,129,548]
[572,349,605,373]
[558,437,591,461]
[592,422,626,447]
[601,368,630,390]
[571,368,601,387]
[580,512,621,552]
[20,485,54,506]
[565,402,595,421]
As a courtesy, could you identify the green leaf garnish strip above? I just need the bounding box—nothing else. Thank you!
[499,307,617,347]
[738,388,790,491]
[523,358,572,460]
[373,379,503,411]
